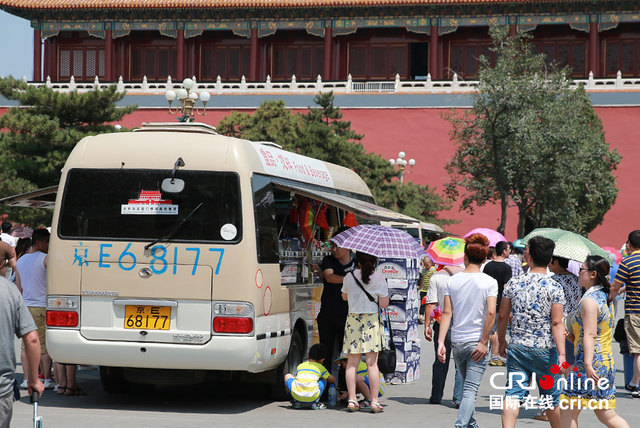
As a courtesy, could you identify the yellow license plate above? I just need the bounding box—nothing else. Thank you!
[124,306,171,330]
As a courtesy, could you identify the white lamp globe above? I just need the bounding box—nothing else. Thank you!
[182,78,195,89]
[189,92,198,100]
[199,91,211,102]
[389,159,396,165]
[398,151,406,159]
[165,90,176,101]
[176,88,188,100]
[408,158,416,166]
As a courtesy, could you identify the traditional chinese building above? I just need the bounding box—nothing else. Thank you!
[0,0,639,83]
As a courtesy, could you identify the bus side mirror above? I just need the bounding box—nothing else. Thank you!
[161,178,185,194]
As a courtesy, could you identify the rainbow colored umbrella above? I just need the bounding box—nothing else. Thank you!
[427,237,465,266]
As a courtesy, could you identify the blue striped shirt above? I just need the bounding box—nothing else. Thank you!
[614,251,640,314]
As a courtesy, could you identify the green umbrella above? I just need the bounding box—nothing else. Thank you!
[522,228,609,263]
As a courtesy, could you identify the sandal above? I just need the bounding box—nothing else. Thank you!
[370,402,384,413]
[64,386,86,396]
[347,399,360,412]
[358,400,371,412]
[57,386,67,395]
[534,411,548,421]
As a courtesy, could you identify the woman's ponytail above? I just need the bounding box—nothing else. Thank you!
[356,251,378,284]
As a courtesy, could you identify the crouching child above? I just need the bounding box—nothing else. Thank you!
[336,354,386,411]
[284,343,336,409]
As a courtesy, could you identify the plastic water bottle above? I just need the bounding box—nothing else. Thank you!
[327,384,337,407]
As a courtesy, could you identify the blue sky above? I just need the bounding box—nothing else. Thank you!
[0,10,33,79]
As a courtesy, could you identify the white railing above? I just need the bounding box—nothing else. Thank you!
[25,71,640,95]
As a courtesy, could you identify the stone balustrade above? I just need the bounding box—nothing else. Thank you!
[24,71,640,95]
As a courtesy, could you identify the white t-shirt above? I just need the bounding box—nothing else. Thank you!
[425,270,451,308]
[341,270,388,314]
[444,272,498,343]
[17,251,48,307]
[0,233,17,247]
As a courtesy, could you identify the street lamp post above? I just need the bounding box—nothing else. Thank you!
[164,78,211,122]
[389,151,416,185]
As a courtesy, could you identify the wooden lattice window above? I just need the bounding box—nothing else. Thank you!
[130,45,176,81]
[59,47,105,81]
[535,40,587,77]
[348,43,408,80]
[604,38,640,76]
[201,45,250,81]
[448,42,493,79]
[271,44,323,80]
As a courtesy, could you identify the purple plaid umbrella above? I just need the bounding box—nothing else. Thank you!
[330,224,427,259]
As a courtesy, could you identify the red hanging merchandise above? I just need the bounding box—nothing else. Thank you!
[343,212,358,227]
[315,204,330,231]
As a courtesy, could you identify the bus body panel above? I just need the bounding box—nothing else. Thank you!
[45,125,387,380]
[47,311,291,372]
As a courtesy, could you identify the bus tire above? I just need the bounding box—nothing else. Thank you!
[99,366,131,394]
[270,329,304,400]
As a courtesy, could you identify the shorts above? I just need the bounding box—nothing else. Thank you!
[363,376,385,397]
[285,378,326,403]
[505,343,562,406]
[624,313,640,354]
[0,391,13,428]
[21,307,47,354]
[565,339,575,365]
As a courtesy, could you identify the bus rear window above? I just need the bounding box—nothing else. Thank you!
[58,169,242,243]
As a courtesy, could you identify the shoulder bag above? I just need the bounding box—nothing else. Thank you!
[350,272,397,375]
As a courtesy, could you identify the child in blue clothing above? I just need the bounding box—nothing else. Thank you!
[284,343,336,409]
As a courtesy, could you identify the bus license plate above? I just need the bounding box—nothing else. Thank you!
[124,306,171,330]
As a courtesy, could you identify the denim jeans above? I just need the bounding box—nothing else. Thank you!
[453,367,463,404]
[432,321,463,404]
[505,343,562,406]
[452,341,490,428]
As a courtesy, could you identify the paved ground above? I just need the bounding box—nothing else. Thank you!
[9,331,639,427]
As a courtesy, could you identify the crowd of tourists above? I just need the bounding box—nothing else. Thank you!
[290,228,637,428]
[2,218,639,428]
[1,222,86,428]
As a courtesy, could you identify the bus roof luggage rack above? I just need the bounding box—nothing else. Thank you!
[134,122,218,135]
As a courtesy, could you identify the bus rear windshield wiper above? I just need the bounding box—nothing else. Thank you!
[145,202,204,250]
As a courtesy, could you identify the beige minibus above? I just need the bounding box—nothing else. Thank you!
[38,122,415,394]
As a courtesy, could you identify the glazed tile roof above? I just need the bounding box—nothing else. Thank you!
[0,0,590,10]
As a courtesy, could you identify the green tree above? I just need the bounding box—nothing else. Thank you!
[445,27,620,237]
[0,77,137,226]
[217,93,452,225]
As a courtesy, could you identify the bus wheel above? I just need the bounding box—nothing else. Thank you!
[270,329,304,400]
[99,366,131,394]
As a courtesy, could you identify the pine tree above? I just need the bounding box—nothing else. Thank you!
[0,77,137,225]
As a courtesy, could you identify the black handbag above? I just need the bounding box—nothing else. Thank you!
[350,272,397,375]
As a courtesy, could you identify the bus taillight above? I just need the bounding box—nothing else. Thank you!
[213,317,253,334]
[46,311,79,327]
